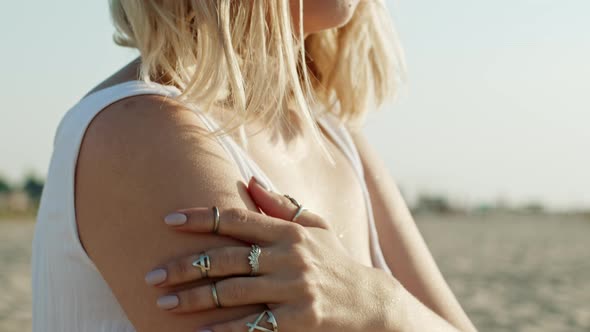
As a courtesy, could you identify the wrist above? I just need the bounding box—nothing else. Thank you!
[370,268,408,332]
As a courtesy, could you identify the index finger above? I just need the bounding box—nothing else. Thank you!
[163,207,290,244]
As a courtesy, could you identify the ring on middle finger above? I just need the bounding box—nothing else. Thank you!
[248,244,261,276]
[191,252,211,278]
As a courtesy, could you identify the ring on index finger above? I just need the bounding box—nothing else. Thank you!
[284,194,307,222]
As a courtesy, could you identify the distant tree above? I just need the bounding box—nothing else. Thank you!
[22,173,44,203]
[523,202,545,214]
[0,175,12,194]
[415,194,452,214]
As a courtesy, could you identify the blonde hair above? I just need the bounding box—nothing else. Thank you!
[109,0,405,153]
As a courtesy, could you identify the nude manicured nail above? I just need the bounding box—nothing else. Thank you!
[164,212,187,226]
[157,295,179,310]
[145,269,167,285]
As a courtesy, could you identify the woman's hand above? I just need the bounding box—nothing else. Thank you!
[145,177,402,332]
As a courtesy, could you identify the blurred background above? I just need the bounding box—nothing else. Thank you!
[1,1,588,331]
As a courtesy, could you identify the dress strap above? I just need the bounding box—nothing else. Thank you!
[190,112,279,193]
[316,112,392,273]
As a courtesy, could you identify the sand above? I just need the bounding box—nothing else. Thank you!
[0,221,34,332]
[418,214,590,331]
[1,214,588,331]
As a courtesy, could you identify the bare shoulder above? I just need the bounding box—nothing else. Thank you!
[78,94,250,212]
[76,95,263,331]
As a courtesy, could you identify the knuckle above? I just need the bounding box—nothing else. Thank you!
[288,244,309,270]
[304,299,323,327]
[277,195,291,209]
[286,223,308,243]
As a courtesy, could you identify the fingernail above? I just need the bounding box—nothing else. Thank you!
[164,212,187,226]
[145,269,167,285]
[252,175,272,192]
[157,295,179,310]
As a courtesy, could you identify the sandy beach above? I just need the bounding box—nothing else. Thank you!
[0,220,34,332]
[1,214,588,332]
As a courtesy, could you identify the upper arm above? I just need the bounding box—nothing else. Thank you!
[75,95,264,331]
[348,129,477,332]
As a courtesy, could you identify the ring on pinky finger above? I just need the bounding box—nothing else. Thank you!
[199,307,283,332]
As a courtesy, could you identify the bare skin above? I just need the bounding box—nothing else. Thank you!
[76,62,477,332]
[75,1,477,331]
[142,178,476,332]
[290,0,360,33]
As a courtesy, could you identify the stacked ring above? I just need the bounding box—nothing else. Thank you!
[248,244,261,276]
[284,194,307,222]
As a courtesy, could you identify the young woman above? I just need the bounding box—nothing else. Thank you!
[32,1,478,331]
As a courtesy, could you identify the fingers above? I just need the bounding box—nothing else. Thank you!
[164,206,292,244]
[248,177,331,230]
[157,277,289,314]
[145,246,278,287]
[201,308,288,332]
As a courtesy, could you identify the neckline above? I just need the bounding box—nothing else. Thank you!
[81,79,389,270]
[82,79,344,190]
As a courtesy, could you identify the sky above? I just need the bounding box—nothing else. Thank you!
[0,1,588,210]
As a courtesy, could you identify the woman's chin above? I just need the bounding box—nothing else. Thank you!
[298,0,360,33]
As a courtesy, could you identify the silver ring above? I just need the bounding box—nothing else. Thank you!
[246,309,278,332]
[283,194,307,222]
[248,244,261,276]
[191,253,211,278]
[211,282,221,308]
[212,206,220,233]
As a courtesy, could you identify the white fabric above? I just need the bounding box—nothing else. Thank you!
[31,80,391,332]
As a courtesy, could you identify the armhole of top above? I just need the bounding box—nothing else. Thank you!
[316,113,365,176]
[317,113,393,273]
[63,80,181,270]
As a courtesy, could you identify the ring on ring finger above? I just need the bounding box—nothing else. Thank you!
[248,244,261,276]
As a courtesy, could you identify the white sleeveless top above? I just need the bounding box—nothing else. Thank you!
[32,80,391,331]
